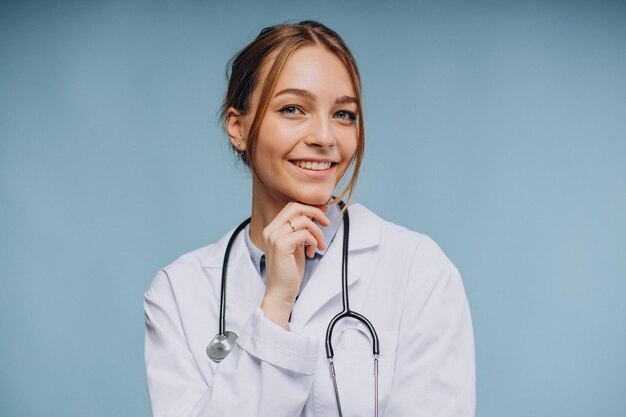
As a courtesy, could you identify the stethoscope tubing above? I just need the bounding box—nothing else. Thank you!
[324,202,380,359]
[218,217,251,335]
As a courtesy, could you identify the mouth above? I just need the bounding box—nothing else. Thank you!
[289,160,337,171]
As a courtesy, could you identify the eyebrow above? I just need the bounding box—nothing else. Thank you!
[335,95,358,105]
[273,88,357,105]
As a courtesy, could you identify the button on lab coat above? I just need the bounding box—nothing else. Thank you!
[144,204,475,416]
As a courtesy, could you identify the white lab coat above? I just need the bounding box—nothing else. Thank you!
[144,203,475,417]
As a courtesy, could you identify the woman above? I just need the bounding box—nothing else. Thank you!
[145,20,475,417]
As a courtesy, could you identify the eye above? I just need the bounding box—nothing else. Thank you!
[334,110,357,121]
[279,105,303,116]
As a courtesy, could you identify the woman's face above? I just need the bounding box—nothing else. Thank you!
[237,45,359,207]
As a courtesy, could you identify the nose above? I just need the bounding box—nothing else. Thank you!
[305,114,336,148]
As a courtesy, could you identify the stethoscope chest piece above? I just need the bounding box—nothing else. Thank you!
[206,331,238,362]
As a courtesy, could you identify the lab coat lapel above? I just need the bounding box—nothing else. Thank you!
[202,232,265,316]
[226,239,266,310]
[291,204,382,327]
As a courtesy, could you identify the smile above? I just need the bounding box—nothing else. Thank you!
[290,160,335,171]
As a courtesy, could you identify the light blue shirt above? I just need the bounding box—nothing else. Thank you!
[243,203,343,293]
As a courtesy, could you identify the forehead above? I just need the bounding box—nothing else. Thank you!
[260,45,356,98]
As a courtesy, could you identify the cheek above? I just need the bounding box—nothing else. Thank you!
[254,123,283,158]
[255,117,297,154]
[341,130,358,161]
[337,140,358,178]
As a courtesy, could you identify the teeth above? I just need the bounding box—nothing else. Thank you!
[293,161,333,171]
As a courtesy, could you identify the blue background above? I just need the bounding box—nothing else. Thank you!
[1,1,625,416]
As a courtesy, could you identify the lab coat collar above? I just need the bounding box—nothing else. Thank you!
[200,203,382,325]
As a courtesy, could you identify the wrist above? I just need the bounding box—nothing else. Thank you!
[260,291,295,329]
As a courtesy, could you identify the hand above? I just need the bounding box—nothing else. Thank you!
[260,202,331,328]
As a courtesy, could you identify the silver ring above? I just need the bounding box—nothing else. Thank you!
[287,220,296,232]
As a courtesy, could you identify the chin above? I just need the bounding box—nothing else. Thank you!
[292,190,333,206]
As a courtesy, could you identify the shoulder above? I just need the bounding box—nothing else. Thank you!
[349,203,460,292]
[145,227,236,297]
[349,203,465,315]
[350,203,450,261]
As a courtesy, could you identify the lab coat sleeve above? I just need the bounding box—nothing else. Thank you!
[384,238,476,417]
[144,270,318,417]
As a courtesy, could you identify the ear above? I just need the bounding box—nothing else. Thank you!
[225,107,247,152]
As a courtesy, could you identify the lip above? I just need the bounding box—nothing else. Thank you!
[288,160,337,179]
[289,158,338,163]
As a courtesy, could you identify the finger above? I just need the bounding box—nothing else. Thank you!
[306,242,316,258]
[272,202,330,229]
[316,204,329,213]
[287,216,327,251]
[263,202,331,247]
[279,229,318,257]
[267,223,319,252]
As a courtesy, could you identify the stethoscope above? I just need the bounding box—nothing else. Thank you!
[206,202,381,417]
